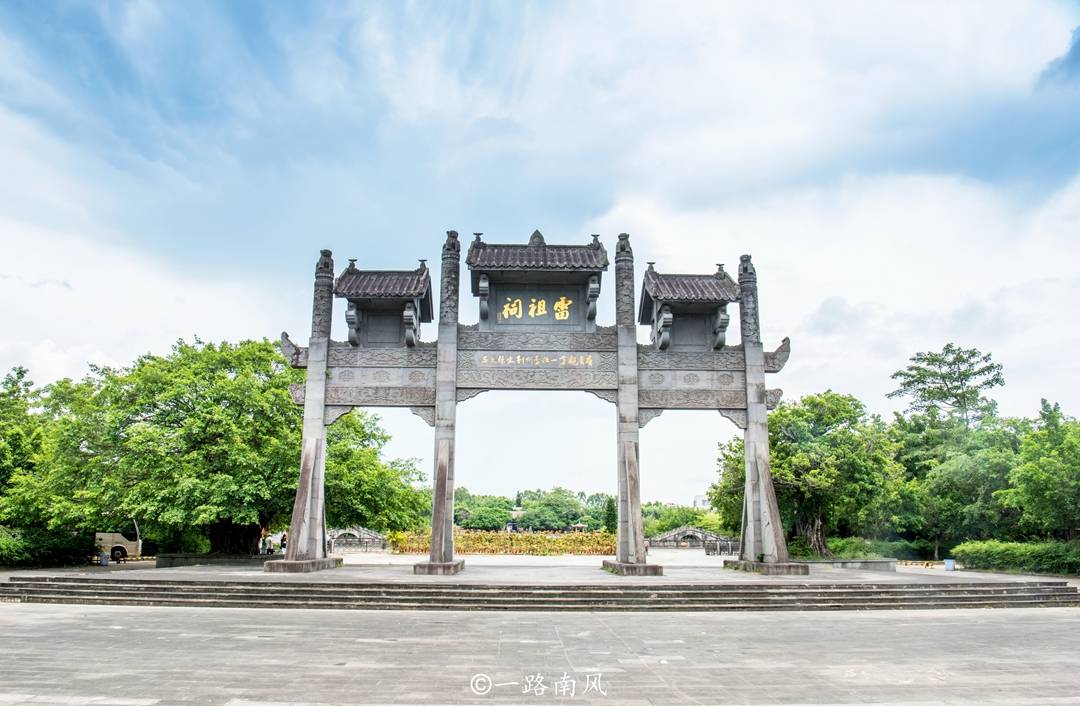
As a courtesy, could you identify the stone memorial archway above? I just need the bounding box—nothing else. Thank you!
[271,231,791,576]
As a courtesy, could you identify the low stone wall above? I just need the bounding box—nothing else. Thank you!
[798,558,897,572]
[156,553,284,568]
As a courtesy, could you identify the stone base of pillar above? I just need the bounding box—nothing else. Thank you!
[723,559,809,576]
[602,560,663,576]
[264,557,343,573]
[413,560,465,575]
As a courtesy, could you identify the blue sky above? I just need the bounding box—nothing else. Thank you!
[2,1,1079,502]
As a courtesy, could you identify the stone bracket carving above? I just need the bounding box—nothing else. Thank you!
[345,302,362,346]
[766,388,783,409]
[654,305,673,351]
[325,405,353,426]
[456,388,488,403]
[586,275,600,321]
[719,409,748,429]
[478,274,490,320]
[711,305,730,350]
[639,409,664,428]
[410,406,436,427]
[403,302,418,347]
[586,389,618,404]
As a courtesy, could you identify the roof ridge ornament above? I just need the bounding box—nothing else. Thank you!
[528,229,546,246]
[590,234,601,249]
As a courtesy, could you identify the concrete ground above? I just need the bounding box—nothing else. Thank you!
[3,549,1077,587]
[1,602,1079,705]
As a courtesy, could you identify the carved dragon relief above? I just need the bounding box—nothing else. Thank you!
[457,369,617,390]
[291,386,437,407]
[635,338,791,373]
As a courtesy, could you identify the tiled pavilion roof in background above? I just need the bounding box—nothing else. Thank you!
[334,260,433,321]
[466,230,609,294]
[638,264,740,324]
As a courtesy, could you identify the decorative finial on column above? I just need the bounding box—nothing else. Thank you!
[316,249,334,274]
[739,254,756,280]
[443,231,460,256]
[615,233,633,259]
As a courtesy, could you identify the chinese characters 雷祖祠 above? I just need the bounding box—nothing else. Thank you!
[500,296,573,321]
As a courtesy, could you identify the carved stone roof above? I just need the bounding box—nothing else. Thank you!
[638,266,739,323]
[334,262,433,321]
[466,230,609,294]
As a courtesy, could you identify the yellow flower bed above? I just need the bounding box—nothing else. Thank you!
[387,529,615,555]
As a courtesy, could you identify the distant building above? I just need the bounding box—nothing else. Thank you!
[692,494,710,510]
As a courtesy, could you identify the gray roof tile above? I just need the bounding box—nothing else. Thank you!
[466,230,609,271]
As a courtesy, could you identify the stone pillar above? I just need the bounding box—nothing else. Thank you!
[415,232,464,575]
[738,255,789,564]
[285,250,333,563]
[602,234,660,576]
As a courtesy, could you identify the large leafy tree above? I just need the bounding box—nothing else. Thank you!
[0,367,41,492]
[324,411,428,532]
[888,343,1004,427]
[4,340,303,553]
[997,401,1080,540]
[709,391,908,555]
[913,416,1026,557]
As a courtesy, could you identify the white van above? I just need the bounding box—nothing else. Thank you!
[95,519,142,562]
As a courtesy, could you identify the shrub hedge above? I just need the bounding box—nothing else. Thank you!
[951,540,1080,576]
[788,536,934,560]
[0,526,95,567]
[388,529,616,555]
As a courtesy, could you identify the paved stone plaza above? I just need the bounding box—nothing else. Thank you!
[1,551,1079,705]
[1,601,1079,705]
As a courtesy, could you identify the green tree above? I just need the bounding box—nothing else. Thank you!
[912,415,1026,557]
[324,411,428,532]
[459,502,512,530]
[998,401,1080,540]
[518,487,584,530]
[887,343,1004,427]
[0,367,42,493]
[2,341,305,553]
[708,391,907,555]
[602,496,617,534]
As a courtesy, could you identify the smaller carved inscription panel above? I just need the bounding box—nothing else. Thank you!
[459,351,617,373]
[458,327,617,352]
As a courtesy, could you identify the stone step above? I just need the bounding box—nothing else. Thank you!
[5,576,1071,593]
[1,582,1075,602]
[4,592,1077,611]
[6,578,1071,595]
